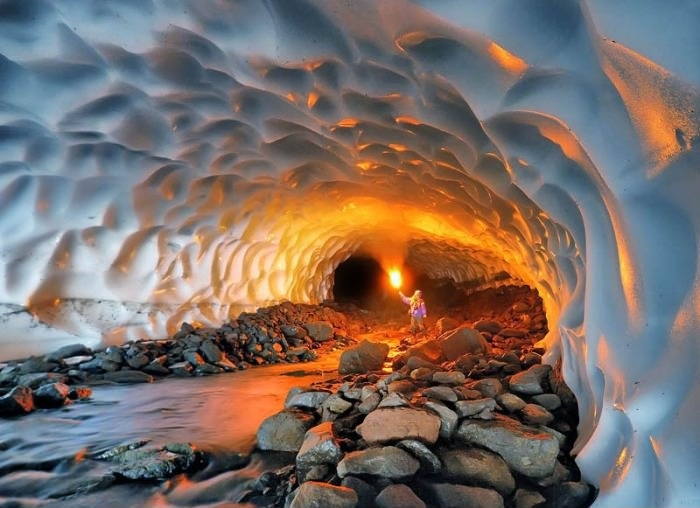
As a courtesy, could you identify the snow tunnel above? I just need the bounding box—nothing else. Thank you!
[0,1,699,506]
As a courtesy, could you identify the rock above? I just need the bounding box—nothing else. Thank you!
[358,391,381,414]
[423,385,458,403]
[17,372,68,389]
[33,382,71,408]
[508,365,548,395]
[439,327,490,360]
[256,410,317,452]
[289,481,358,508]
[397,439,442,474]
[531,393,562,411]
[143,358,171,376]
[496,392,527,412]
[424,400,459,439]
[102,370,155,384]
[281,325,307,339]
[544,481,592,508]
[432,371,465,385]
[436,317,460,335]
[375,483,426,508]
[456,414,560,478]
[423,482,504,508]
[500,328,527,338]
[285,387,331,410]
[471,378,503,398]
[474,320,502,334]
[296,422,343,483]
[303,321,334,342]
[19,357,58,374]
[321,393,353,417]
[337,446,420,480]
[341,475,376,507]
[520,403,554,425]
[170,361,193,376]
[401,341,444,365]
[513,488,547,508]
[199,340,223,363]
[45,344,92,362]
[440,447,515,496]
[338,340,389,374]
[125,352,150,369]
[68,385,92,400]
[357,407,441,445]
[99,442,202,480]
[455,398,497,419]
[0,386,34,415]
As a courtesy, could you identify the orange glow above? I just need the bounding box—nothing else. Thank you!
[337,118,358,128]
[307,90,319,109]
[486,41,527,74]
[389,268,402,289]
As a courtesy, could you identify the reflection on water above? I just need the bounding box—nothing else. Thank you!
[0,354,343,507]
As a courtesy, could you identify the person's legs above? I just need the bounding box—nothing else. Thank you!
[410,316,418,336]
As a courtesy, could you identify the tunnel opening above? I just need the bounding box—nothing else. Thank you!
[332,254,387,309]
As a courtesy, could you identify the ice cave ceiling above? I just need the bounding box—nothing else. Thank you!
[0,1,699,507]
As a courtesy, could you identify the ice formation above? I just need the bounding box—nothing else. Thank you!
[0,1,698,506]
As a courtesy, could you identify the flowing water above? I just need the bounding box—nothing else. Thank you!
[0,351,349,508]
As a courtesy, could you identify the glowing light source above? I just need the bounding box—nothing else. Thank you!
[389,268,402,289]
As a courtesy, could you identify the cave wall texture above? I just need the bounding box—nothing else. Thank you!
[0,1,699,506]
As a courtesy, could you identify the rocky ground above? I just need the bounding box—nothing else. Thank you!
[0,285,597,508]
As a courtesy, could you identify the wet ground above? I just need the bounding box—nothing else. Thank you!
[0,285,546,508]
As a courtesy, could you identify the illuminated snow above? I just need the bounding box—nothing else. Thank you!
[0,1,698,506]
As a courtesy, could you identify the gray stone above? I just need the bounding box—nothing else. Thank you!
[321,393,353,415]
[436,317,460,335]
[357,407,441,445]
[337,446,420,480]
[45,343,92,362]
[508,368,545,395]
[126,352,150,369]
[531,393,562,411]
[102,370,155,384]
[423,482,504,508]
[33,382,71,408]
[183,349,207,367]
[472,378,504,398]
[439,326,489,360]
[544,481,591,508]
[338,340,390,374]
[440,447,515,496]
[456,414,560,478]
[0,386,34,416]
[521,403,554,425]
[296,422,344,482]
[99,442,201,480]
[432,371,466,385]
[513,488,546,508]
[341,476,376,508]
[17,372,68,389]
[378,392,410,409]
[19,357,57,374]
[423,385,458,403]
[199,340,223,363]
[285,387,331,410]
[375,483,426,508]
[425,400,459,439]
[358,391,381,414]
[303,321,334,342]
[256,410,317,452]
[455,398,497,418]
[474,320,502,335]
[397,439,442,474]
[289,481,358,508]
[496,392,527,412]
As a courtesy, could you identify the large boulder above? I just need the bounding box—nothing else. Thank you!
[289,481,358,508]
[256,410,317,452]
[439,326,490,360]
[337,446,420,480]
[357,407,441,445]
[0,385,34,416]
[456,414,560,478]
[303,321,334,342]
[338,340,389,374]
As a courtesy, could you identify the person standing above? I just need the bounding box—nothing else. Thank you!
[399,289,427,336]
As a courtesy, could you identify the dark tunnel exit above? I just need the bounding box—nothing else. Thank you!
[332,255,386,308]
